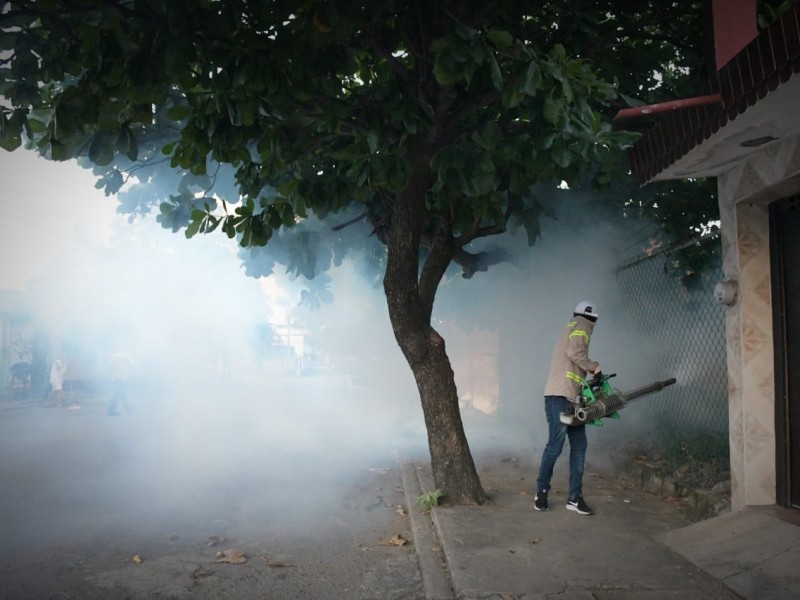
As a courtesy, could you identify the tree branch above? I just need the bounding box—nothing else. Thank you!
[441,89,502,136]
[418,233,455,318]
[456,195,517,247]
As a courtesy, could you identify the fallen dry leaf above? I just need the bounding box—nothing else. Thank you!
[207,535,227,547]
[132,555,143,564]
[519,491,530,496]
[396,505,407,516]
[215,549,247,564]
[379,533,408,547]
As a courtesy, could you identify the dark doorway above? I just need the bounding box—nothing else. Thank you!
[770,195,800,509]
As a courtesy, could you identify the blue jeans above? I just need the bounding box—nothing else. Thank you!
[536,396,587,499]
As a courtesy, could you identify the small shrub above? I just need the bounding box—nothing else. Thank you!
[415,489,443,510]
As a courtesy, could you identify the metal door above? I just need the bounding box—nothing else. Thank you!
[771,195,800,509]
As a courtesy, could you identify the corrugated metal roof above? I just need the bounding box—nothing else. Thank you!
[628,4,800,183]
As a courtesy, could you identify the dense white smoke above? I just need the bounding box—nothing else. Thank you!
[1,149,678,537]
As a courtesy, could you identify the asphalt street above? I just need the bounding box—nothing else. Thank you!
[0,391,425,600]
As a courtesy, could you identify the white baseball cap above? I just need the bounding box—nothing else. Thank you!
[574,300,599,318]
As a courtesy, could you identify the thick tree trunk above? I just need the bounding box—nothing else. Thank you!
[383,155,487,506]
[384,300,488,505]
[408,324,488,505]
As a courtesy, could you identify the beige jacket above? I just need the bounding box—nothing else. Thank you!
[543,315,599,399]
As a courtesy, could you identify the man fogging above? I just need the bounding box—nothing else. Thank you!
[533,301,601,516]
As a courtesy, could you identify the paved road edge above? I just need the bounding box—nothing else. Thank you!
[400,461,455,600]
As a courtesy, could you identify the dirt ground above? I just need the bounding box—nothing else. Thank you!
[0,390,426,600]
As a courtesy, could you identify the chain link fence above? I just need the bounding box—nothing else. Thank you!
[613,242,729,464]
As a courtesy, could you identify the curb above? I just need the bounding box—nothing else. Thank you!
[400,462,455,600]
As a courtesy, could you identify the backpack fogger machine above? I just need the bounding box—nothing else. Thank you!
[560,372,677,427]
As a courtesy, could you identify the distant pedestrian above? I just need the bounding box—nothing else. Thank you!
[107,350,135,416]
[45,357,68,408]
[533,301,601,516]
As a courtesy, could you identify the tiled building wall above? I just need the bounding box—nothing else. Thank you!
[718,135,800,509]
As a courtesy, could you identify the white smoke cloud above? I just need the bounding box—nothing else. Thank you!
[0,149,118,290]
[1,150,678,538]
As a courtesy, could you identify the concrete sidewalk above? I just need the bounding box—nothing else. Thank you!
[402,454,800,599]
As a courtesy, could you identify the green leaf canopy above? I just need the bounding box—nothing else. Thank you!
[0,0,694,257]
